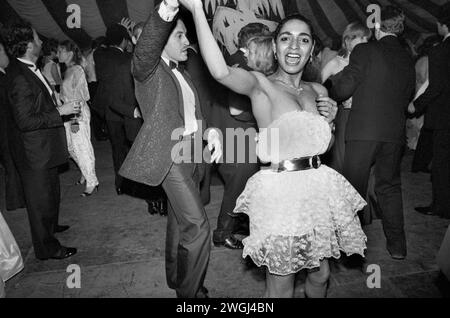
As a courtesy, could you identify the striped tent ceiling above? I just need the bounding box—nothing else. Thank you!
[0,0,448,49]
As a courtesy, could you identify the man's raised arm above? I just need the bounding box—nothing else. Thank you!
[132,0,179,82]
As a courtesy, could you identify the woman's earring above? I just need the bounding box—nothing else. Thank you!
[274,52,278,60]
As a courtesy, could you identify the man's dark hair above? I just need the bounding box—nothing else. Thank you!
[42,38,58,57]
[3,22,34,58]
[106,24,130,47]
[380,5,405,35]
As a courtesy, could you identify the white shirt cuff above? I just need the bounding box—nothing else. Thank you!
[207,128,220,143]
[158,0,179,22]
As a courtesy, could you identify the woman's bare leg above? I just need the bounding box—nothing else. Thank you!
[264,269,295,298]
[305,259,330,298]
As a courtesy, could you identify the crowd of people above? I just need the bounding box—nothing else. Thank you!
[0,0,449,298]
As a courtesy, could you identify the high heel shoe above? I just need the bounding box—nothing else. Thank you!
[75,176,86,185]
[81,185,99,197]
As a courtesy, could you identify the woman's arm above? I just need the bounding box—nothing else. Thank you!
[180,0,259,97]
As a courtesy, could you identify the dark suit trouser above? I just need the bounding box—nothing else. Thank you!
[329,108,379,224]
[106,119,141,189]
[18,167,62,259]
[344,141,406,254]
[412,128,433,172]
[213,162,257,243]
[432,129,450,219]
[162,162,211,298]
[0,147,25,211]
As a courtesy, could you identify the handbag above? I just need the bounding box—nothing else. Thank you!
[0,211,24,282]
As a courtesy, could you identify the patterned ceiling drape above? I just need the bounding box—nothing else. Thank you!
[0,0,448,49]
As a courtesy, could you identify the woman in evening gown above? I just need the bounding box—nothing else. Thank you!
[58,40,99,196]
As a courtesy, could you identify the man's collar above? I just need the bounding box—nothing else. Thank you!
[17,57,36,68]
[444,33,450,42]
[112,46,124,53]
[0,67,5,74]
[161,56,172,66]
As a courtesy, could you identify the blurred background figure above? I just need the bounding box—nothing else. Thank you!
[410,35,441,172]
[211,23,272,250]
[58,40,99,196]
[40,38,62,94]
[0,37,25,211]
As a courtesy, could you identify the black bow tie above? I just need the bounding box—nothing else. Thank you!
[169,60,185,72]
[22,62,37,71]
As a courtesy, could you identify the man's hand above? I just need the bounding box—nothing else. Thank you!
[179,0,203,13]
[207,128,222,164]
[119,17,136,35]
[57,100,81,116]
[316,95,338,123]
[133,107,142,118]
[408,102,416,114]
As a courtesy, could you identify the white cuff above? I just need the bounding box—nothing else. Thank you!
[158,0,179,22]
[207,128,220,142]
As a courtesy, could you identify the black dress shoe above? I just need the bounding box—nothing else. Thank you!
[39,247,77,260]
[147,200,159,215]
[414,205,434,215]
[196,286,209,298]
[54,225,70,233]
[158,199,167,216]
[214,236,244,249]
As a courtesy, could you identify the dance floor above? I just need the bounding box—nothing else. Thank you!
[2,139,449,298]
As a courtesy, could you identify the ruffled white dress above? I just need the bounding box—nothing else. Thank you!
[234,110,367,275]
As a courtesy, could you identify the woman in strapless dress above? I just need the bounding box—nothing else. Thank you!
[183,0,366,298]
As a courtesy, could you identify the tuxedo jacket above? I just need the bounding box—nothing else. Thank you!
[5,60,67,171]
[414,37,450,130]
[330,36,415,144]
[0,71,8,159]
[119,10,207,187]
[93,46,137,122]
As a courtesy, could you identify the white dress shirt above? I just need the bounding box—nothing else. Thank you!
[161,56,198,136]
[443,33,450,42]
[17,57,54,97]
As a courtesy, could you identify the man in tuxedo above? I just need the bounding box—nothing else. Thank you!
[120,0,222,298]
[93,24,142,195]
[410,7,450,219]
[329,6,415,259]
[4,24,79,260]
[0,38,25,211]
[210,23,270,249]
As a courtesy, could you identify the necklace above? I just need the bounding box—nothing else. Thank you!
[274,78,304,94]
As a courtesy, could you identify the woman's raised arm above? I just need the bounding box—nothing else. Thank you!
[180,0,258,97]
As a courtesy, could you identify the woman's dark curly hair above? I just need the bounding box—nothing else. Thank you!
[3,22,34,58]
[58,40,83,65]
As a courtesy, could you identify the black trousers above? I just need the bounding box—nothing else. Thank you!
[88,82,108,141]
[412,128,433,172]
[432,129,450,219]
[344,141,406,255]
[106,119,141,189]
[0,146,25,211]
[18,167,62,259]
[162,162,211,298]
[212,162,258,243]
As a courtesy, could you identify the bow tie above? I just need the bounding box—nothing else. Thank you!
[23,62,37,71]
[169,60,185,72]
